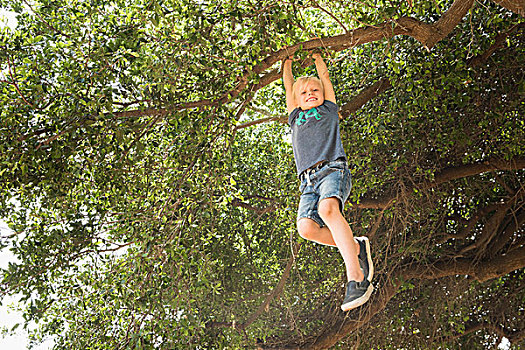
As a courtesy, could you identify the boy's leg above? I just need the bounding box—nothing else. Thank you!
[297,198,374,311]
[297,217,360,249]
[297,218,334,246]
[318,197,373,311]
[317,197,363,282]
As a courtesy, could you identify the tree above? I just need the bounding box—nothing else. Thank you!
[0,0,524,348]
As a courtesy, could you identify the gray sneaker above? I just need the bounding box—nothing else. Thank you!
[341,279,373,311]
[355,236,374,283]
[340,237,374,311]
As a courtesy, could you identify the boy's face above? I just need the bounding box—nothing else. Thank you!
[296,80,324,110]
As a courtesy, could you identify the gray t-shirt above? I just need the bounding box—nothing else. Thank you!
[288,100,347,175]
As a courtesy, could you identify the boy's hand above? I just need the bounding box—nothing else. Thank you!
[312,53,322,60]
[284,55,300,62]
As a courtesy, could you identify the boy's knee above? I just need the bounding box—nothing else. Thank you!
[297,219,319,241]
[318,198,341,220]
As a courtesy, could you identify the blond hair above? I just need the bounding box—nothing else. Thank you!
[292,76,324,101]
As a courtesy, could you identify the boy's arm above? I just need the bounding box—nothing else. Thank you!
[282,59,296,114]
[313,53,336,104]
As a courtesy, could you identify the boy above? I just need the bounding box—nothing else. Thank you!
[283,53,374,311]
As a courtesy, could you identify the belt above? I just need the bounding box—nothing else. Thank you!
[299,158,347,183]
[300,161,327,181]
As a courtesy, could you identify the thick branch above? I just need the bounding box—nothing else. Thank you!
[401,246,525,282]
[424,0,476,48]
[237,15,518,131]
[353,157,525,209]
[468,23,525,67]
[340,78,392,118]
[106,0,475,121]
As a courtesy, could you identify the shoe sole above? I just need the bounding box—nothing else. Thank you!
[340,284,374,311]
[357,236,374,283]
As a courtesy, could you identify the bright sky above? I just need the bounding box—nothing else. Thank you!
[1,221,55,349]
[0,9,18,29]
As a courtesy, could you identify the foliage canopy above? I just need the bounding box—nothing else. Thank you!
[1,0,524,348]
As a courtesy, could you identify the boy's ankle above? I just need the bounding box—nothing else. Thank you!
[347,272,365,283]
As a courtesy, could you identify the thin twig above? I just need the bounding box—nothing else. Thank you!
[6,55,34,107]
[312,0,349,33]
[22,0,72,39]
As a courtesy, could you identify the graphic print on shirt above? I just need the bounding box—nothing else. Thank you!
[296,107,322,126]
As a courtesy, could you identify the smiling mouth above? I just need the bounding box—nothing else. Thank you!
[306,97,317,102]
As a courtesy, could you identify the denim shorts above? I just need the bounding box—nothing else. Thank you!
[297,159,352,228]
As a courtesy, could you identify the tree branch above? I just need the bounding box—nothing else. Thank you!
[231,199,275,215]
[352,157,525,209]
[6,55,33,108]
[457,200,514,255]
[21,0,72,39]
[468,23,525,67]
[489,209,525,254]
[401,246,525,282]
[104,0,476,122]
[340,78,392,118]
[240,242,301,330]
[235,115,286,130]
